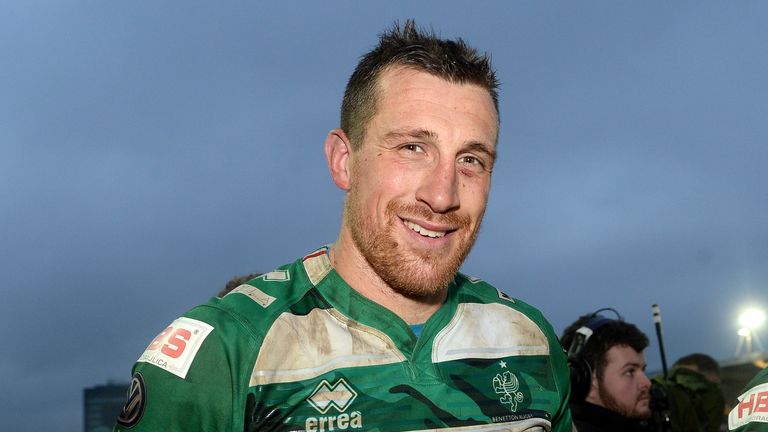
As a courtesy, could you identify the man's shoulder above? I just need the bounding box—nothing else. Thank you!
[571,402,610,432]
[743,367,768,389]
[572,402,653,432]
[454,273,552,329]
[211,257,319,327]
[449,273,565,364]
[128,255,322,382]
[728,368,768,431]
[166,248,327,338]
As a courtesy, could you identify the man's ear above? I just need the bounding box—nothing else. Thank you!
[325,129,352,191]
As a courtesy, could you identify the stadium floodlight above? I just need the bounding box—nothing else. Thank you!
[735,307,765,356]
[738,308,766,330]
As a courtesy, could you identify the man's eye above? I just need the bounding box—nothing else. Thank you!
[462,155,481,165]
[458,154,487,171]
[402,143,425,153]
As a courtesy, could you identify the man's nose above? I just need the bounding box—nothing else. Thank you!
[639,372,652,389]
[415,159,460,213]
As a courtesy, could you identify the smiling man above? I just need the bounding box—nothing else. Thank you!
[328,66,498,323]
[115,21,572,431]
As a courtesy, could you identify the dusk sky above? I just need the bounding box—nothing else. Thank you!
[2,1,767,430]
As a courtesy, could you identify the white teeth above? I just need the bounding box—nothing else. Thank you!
[404,220,446,238]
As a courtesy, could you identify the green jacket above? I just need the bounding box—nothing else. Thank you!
[654,367,725,432]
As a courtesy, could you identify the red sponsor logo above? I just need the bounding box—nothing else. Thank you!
[737,390,768,419]
[138,317,213,379]
[146,326,193,359]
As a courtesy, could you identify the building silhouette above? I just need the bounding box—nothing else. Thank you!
[84,381,128,432]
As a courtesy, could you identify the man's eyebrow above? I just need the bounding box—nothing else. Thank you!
[622,362,646,370]
[464,141,497,164]
[383,128,438,141]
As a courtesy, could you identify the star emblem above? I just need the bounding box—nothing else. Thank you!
[499,360,507,368]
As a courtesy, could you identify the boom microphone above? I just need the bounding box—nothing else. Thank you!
[652,304,669,381]
[651,304,673,432]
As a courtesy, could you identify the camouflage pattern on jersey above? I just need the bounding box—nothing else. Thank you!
[115,246,572,431]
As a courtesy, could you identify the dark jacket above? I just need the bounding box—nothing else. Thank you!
[572,401,655,432]
[654,367,725,432]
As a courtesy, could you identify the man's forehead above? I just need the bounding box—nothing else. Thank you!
[373,67,499,143]
[378,66,497,112]
[607,345,646,364]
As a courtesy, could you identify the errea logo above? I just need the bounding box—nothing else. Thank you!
[308,378,357,413]
[305,379,362,431]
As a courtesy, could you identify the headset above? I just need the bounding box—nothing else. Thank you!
[567,307,623,402]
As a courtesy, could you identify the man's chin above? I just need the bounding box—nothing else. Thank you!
[630,404,652,420]
[387,259,456,299]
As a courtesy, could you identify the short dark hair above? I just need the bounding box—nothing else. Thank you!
[561,313,650,379]
[674,353,720,378]
[340,19,499,151]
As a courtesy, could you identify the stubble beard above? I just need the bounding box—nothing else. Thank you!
[597,381,651,420]
[345,194,481,299]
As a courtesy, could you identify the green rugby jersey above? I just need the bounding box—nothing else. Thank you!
[115,247,572,431]
[728,367,768,431]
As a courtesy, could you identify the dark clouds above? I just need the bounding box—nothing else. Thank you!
[2,1,767,429]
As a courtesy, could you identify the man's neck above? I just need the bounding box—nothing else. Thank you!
[330,229,446,325]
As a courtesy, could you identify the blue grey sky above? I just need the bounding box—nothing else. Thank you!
[2,1,767,429]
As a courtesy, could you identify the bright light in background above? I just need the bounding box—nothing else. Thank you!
[738,308,766,330]
[735,307,766,356]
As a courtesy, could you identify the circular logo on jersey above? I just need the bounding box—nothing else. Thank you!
[116,372,146,428]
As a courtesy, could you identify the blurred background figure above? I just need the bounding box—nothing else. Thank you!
[654,353,725,432]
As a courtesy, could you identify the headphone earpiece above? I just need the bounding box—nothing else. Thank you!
[567,308,623,402]
[568,355,594,402]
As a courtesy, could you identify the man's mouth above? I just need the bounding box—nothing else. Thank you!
[403,220,447,238]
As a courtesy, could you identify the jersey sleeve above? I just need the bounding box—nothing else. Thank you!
[728,368,768,431]
[114,307,256,431]
[542,315,574,432]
